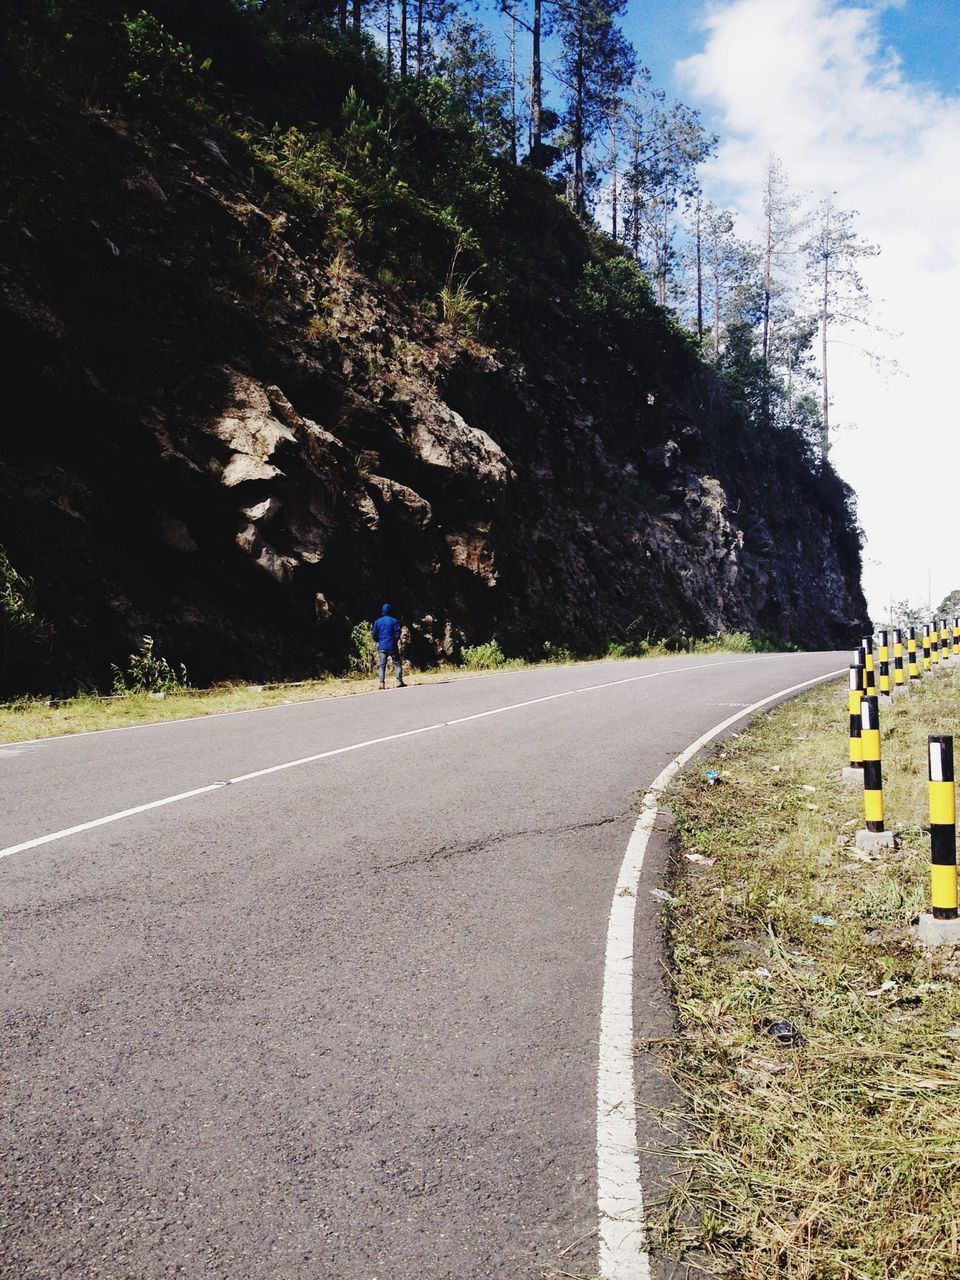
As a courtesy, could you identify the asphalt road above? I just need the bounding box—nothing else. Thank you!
[1,652,846,1280]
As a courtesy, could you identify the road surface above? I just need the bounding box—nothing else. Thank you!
[0,652,845,1279]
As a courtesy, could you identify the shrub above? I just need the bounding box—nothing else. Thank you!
[542,640,574,663]
[121,11,198,101]
[111,635,189,695]
[439,280,482,333]
[460,638,507,669]
[690,631,757,654]
[0,547,49,686]
[576,256,655,330]
[348,619,377,675]
[605,639,648,659]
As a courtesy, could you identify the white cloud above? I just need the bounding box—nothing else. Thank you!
[678,0,960,622]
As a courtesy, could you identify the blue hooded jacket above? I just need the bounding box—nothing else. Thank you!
[372,604,401,650]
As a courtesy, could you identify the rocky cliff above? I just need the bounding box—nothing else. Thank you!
[0,37,867,693]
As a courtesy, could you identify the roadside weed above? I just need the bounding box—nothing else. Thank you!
[656,672,960,1278]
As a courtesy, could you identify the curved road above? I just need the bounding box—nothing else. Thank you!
[1,652,844,1280]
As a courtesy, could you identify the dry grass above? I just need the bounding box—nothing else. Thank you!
[655,665,960,1279]
[0,667,487,743]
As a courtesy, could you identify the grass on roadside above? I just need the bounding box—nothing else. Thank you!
[653,669,960,1279]
[0,632,769,744]
[0,667,482,743]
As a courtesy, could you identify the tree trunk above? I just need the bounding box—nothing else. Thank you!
[610,112,618,241]
[630,119,640,258]
[386,0,393,77]
[339,0,347,33]
[416,0,423,79]
[532,0,542,153]
[762,244,772,364]
[761,191,774,430]
[695,203,703,344]
[574,12,585,217]
[509,8,517,165]
[352,0,361,33]
[821,255,830,456]
[400,0,407,77]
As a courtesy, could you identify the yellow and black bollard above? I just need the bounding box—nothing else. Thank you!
[860,695,885,833]
[929,735,958,921]
[941,619,951,663]
[923,624,932,672]
[863,636,877,695]
[848,663,864,769]
[954,616,960,659]
[878,629,891,696]
[908,626,921,679]
[931,620,940,667]
[893,628,905,687]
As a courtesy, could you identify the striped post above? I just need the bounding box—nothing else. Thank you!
[848,663,864,768]
[929,736,958,920]
[863,636,877,695]
[908,626,921,680]
[941,619,951,663]
[893,628,905,687]
[923,624,932,672]
[931,620,940,666]
[953,616,960,659]
[878,629,891,696]
[860,695,884,832]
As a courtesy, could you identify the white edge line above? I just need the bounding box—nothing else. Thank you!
[3,652,806,749]
[596,666,845,1280]
[0,655,802,864]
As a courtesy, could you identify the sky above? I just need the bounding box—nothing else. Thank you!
[650,0,960,624]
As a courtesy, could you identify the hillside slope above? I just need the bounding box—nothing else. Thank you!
[0,7,867,692]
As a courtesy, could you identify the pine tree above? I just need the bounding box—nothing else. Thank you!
[802,195,880,456]
[437,16,510,147]
[553,0,634,218]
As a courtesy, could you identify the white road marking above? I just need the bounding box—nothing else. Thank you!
[596,667,845,1280]
[0,656,790,864]
[2,654,788,749]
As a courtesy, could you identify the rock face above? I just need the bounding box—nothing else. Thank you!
[0,75,867,693]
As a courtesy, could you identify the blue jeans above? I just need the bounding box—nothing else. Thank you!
[378,648,403,684]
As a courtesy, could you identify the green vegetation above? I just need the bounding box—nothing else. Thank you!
[121,9,198,101]
[110,635,189,696]
[541,641,575,663]
[0,547,49,687]
[605,631,774,659]
[347,619,377,675]
[656,671,960,1277]
[459,638,510,670]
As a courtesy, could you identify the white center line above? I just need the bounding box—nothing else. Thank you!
[0,656,782,864]
[596,667,845,1279]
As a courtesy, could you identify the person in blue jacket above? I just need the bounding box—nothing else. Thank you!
[372,603,406,690]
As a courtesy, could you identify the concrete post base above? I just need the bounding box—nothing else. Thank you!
[855,828,897,852]
[916,913,960,948]
[880,694,893,706]
[840,767,863,786]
